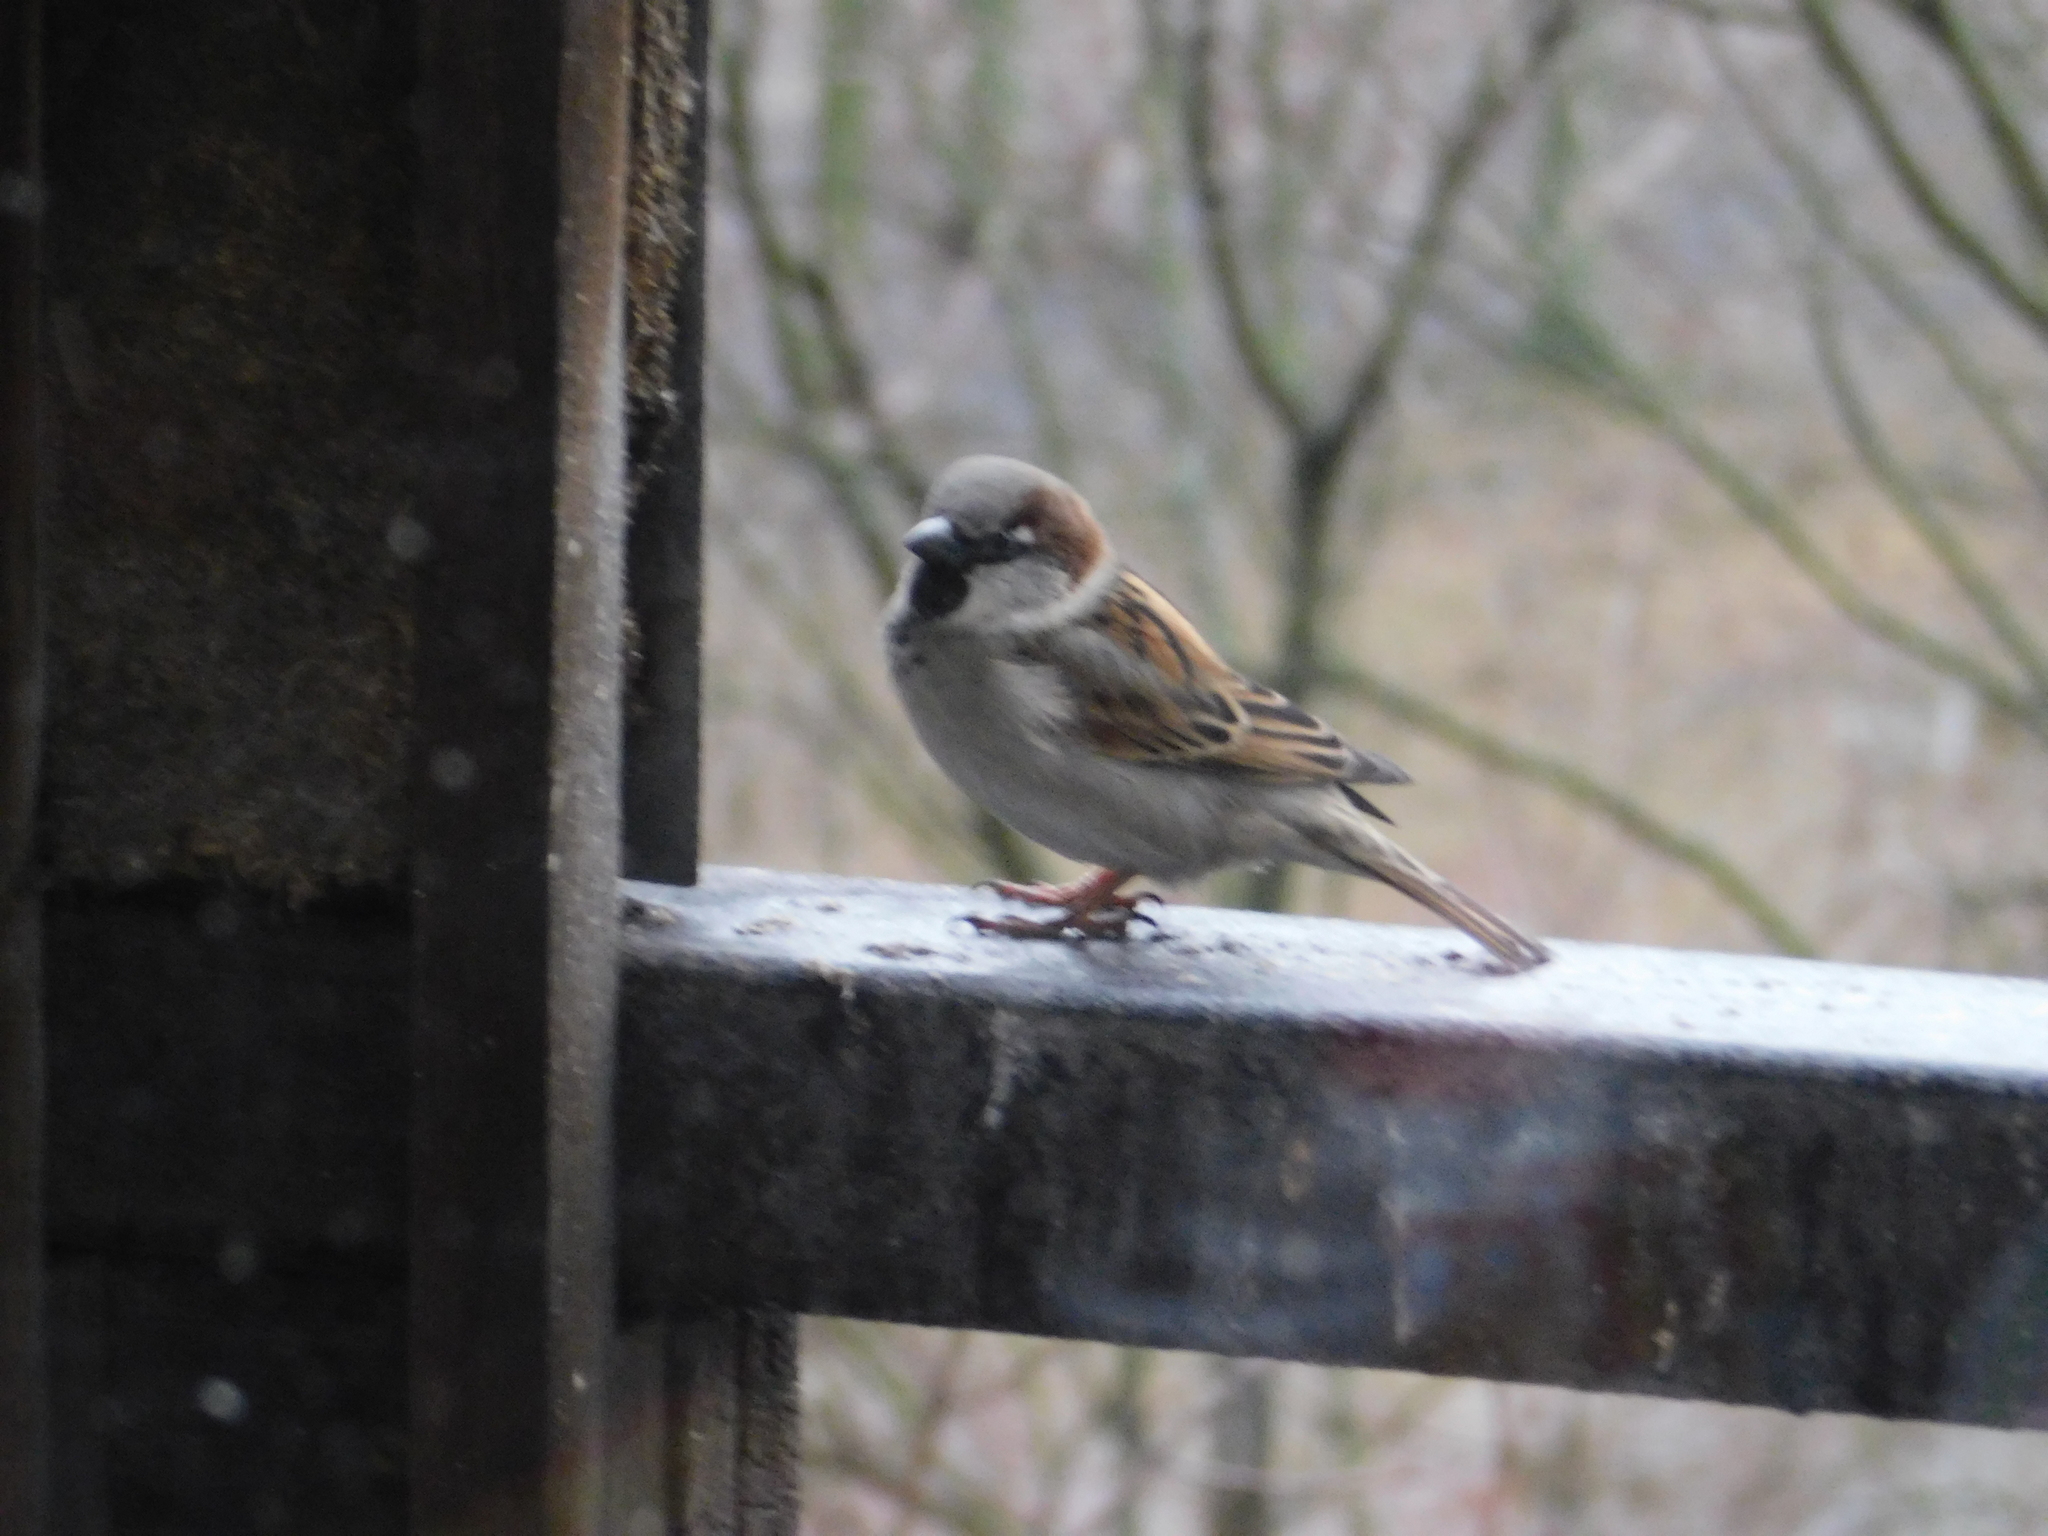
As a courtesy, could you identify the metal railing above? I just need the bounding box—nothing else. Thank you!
[618,868,2048,1429]
[8,2,2048,1534]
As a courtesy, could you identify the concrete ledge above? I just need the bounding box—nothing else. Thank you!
[617,868,2048,1427]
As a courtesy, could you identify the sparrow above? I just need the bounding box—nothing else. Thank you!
[883,454,1550,972]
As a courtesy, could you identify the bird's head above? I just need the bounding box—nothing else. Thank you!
[899,455,1112,627]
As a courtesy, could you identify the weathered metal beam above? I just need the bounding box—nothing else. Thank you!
[619,868,2048,1429]
[0,0,46,1526]
[409,0,634,1530]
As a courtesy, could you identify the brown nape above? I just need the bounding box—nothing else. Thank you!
[1020,484,1106,582]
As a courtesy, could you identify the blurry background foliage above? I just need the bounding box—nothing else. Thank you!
[697,0,2048,1529]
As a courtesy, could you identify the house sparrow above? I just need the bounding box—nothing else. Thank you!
[883,455,1550,972]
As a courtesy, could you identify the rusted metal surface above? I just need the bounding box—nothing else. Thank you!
[620,868,2048,1428]
[1,0,46,1527]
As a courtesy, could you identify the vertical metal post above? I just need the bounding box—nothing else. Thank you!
[551,0,637,1529]
[410,0,633,1532]
[617,3,801,1528]
[621,0,712,886]
[668,1312,800,1536]
[411,0,794,1526]
[0,1,47,1529]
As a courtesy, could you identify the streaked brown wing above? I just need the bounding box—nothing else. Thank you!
[1038,572,1411,791]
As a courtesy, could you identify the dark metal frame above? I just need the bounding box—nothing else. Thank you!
[6,0,2048,1531]
[407,1,793,1532]
[2,1,47,1530]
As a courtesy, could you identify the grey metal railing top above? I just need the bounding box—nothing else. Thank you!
[618,868,2048,1431]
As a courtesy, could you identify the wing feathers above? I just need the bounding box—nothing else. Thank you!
[1023,571,1413,793]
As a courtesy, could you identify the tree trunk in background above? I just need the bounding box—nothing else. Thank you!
[1210,1358,1274,1536]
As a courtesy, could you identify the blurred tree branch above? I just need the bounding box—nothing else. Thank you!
[1517,8,2048,751]
[1182,2,1312,439]
[884,1333,974,1536]
[1795,0,2048,340]
[1881,0,2048,254]
[1713,44,2048,512]
[1318,662,1821,956]
[1659,0,1798,26]
[722,6,930,523]
[1575,325,2048,746]
[1180,0,1580,926]
[1804,264,2048,702]
[1186,0,1581,688]
[809,1441,1019,1536]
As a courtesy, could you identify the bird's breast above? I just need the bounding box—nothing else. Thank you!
[886,629,1241,880]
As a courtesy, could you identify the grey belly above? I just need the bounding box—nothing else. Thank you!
[890,639,1240,880]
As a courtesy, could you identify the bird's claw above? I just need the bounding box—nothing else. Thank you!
[968,869,1163,940]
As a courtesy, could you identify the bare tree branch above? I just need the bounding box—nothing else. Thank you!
[1715,46,2048,512]
[1839,240,2048,514]
[1656,0,1800,28]
[884,1333,975,1536]
[1318,4,1576,477]
[1796,0,2048,341]
[1625,369,2048,745]
[1917,0,2048,252]
[708,351,903,592]
[721,23,931,509]
[1506,203,2048,749]
[1317,663,1822,956]
[1183,0,1315,437]
[1804,264,2048,703]
[808,1440,1020,1536]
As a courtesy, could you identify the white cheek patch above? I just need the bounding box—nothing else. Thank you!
[1011,525,1037,546]
[956,559,1070,629]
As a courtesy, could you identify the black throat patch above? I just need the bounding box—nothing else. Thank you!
[908,561,970,620]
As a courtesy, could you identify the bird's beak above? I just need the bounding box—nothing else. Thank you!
[904,516,969,568]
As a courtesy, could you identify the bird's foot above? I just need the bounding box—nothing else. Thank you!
[969,867,1162,940]
[976,870,1159,913]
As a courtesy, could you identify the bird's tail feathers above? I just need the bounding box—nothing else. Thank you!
[1299,819,1551,973]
